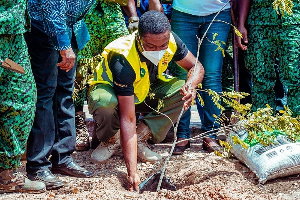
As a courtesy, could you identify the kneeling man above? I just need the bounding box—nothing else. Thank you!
[88,11,204,191]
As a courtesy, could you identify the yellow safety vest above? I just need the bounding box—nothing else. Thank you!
[89,32,177,104]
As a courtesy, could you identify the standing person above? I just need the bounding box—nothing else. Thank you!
[170,0,231,154]
[122,0,164,33]
[74,0,130,151]
[88,11,204,191]
[0,0,46,193]
[25,0,95,190]
[237,0,300,116]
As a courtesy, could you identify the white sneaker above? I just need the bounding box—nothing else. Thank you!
[136,122,162,163]
[137,143,162,163]
[91,131,120,163]
[0,170,45,193]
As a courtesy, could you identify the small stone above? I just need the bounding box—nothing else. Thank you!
[49,192,56,197]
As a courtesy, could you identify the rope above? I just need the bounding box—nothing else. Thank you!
[154,1,231,192]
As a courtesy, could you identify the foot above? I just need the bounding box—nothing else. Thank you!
[172,139,190,155]
[137,143,162,163]
[21,178,47,193]
[136,122,162,163]
[91,131,120,163]
[51,161,93,178]
[0,169,46,193]
[27,169,64,190]
[202,137,222,153]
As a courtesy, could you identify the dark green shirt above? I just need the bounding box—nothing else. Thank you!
[0,0,29,35]
[248,0,300,25]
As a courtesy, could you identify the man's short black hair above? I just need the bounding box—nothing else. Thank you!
[138,10,171,37]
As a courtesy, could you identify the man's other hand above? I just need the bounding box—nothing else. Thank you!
[128,172,140,192]
[57,48,76,72]
[128,17,139,34]
[180,84,196,110]
[237,25,248,51]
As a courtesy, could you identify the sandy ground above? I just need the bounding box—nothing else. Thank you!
[1,106,299,199]
[1,135,299,200]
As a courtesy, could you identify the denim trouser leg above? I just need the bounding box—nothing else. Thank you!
[25,26,76,172]
[51,58,77,165]
[164,64,191,139]
[170,10,199,140]
[176,108,191,139]
[171,9,231,135]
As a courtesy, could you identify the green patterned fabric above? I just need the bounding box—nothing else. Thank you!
[0,34,36,169]
[246,23,300,116]
[248,0,300,25]
[0,0,36,169]
[75,0,129,107]
[0,0,29,35]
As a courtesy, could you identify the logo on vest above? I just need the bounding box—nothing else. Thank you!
[140,68,146,78]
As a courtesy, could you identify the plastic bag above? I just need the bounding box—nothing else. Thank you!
[229,129,300,184]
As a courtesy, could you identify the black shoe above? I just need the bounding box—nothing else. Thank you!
[27,169,64,190]
[172,141,190,155]
[51,161,93,178]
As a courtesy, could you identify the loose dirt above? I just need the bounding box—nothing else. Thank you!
[1,136,299,200]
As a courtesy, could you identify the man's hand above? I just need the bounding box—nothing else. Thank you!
[128,17,139,34]
[180,84,196,111]
[128,172,140,192]
[117,95,140,192]
[237,24,248,51]
[57,48,76,72]
[175,52,204,106]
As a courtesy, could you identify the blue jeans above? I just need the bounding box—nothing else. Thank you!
[25,26,77,172]
[171,9,231,137]
[176,108,191,139]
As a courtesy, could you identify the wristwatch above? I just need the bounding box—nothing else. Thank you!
[128,16,139,24]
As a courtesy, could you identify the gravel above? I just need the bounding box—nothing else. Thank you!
[1,140,299,200]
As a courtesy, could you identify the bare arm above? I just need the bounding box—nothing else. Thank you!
[122,0,138,18]
[149,0,164,13]
[117,95,140,192]
[122,0,139,33]
[176,51,205,110]
[237,0,252,50]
